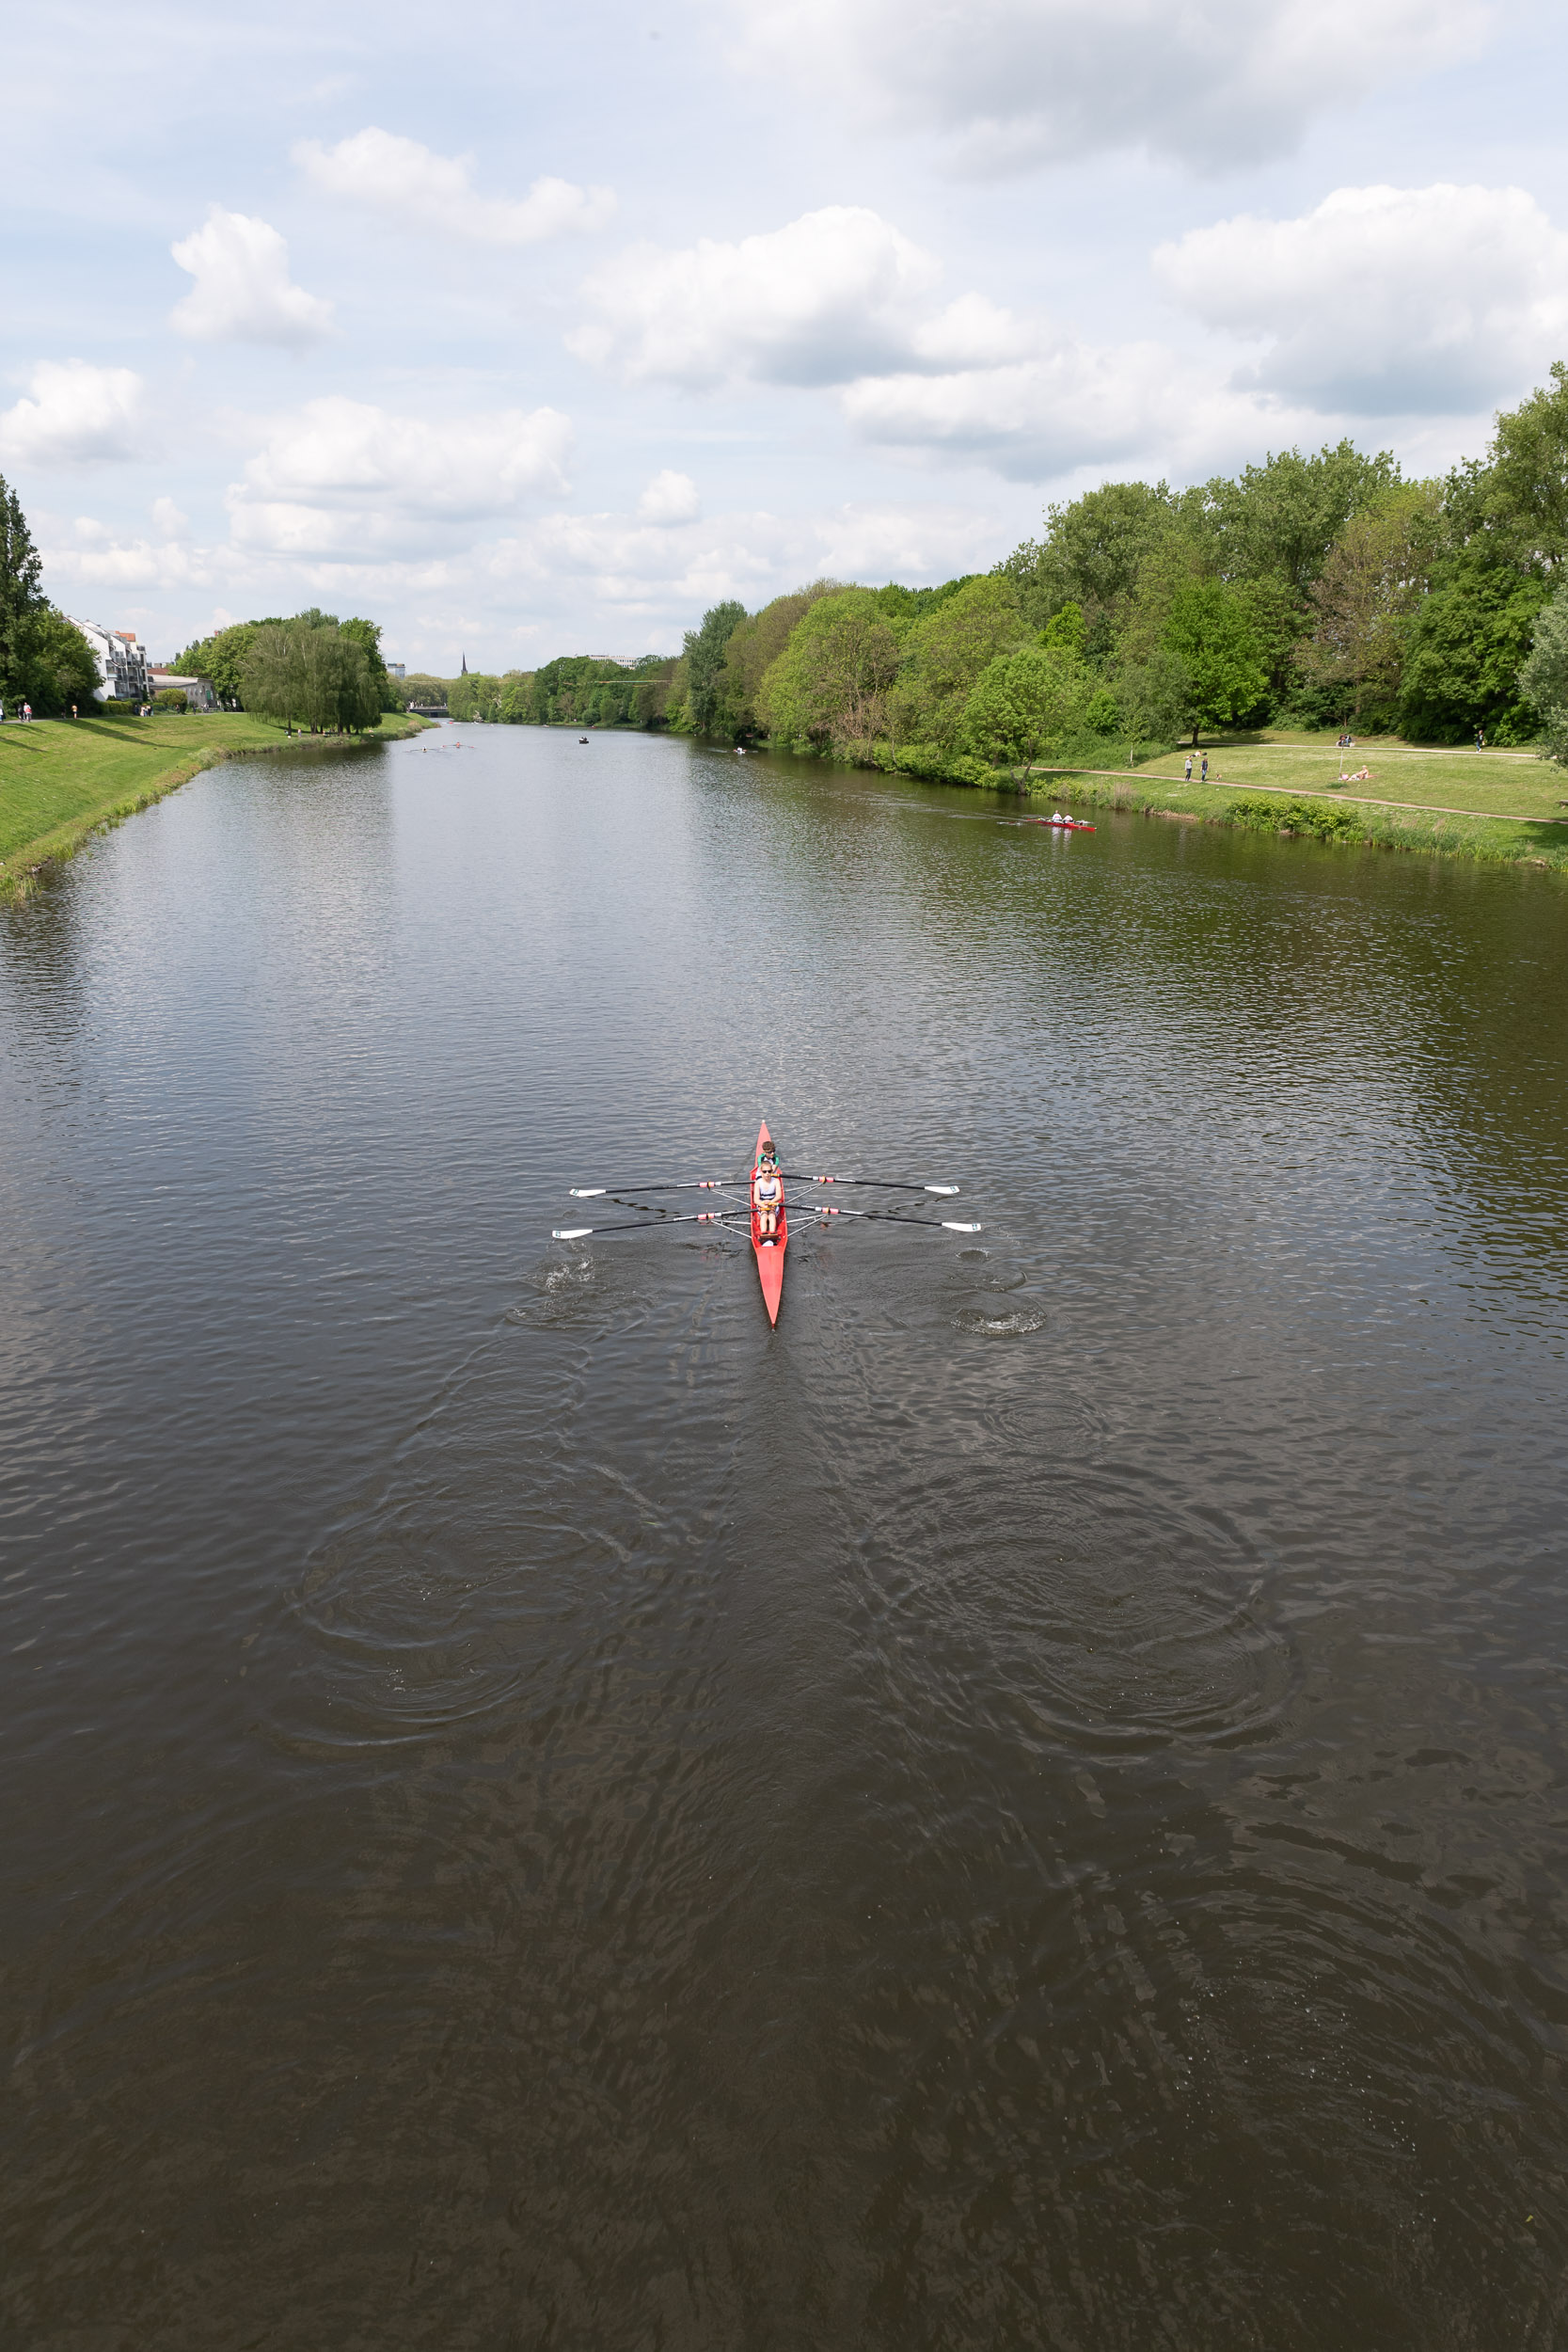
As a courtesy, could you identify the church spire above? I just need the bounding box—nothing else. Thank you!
[460,652,467,675]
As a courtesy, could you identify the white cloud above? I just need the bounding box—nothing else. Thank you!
[41,513,214,591]
[487,498,999,612]
[151,497,191,539]
[637,469,702,525]
[1154,183,1568,414]
[0,360,148,469]
[295,128,615,244]
[728,0,1490,172]
[170,208,334,347]
[568,206,941,389]
[226,395,573,558]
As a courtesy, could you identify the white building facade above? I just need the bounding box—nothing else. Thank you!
[70,620,150,703]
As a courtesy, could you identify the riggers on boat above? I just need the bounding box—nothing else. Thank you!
[552,1131,978,1309]
[750,1120,786,1326]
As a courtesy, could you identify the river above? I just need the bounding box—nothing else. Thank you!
[4,722,1567,2349]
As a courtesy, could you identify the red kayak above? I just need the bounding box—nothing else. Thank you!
[1022,815,1095,831]
[750,1120,786,1325]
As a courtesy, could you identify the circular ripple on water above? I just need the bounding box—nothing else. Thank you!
[843,1462,1294,1756]
[268,1527,536,1754]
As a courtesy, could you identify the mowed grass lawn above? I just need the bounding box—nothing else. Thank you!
[0,709,425,876]
[1135,730,1568,823]
[0,712,292,865]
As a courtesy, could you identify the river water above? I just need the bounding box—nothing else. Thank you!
[3,723,1567,2349]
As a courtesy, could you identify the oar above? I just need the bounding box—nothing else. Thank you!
[552,1209,749,1239]
[568,1179,739,1197]
[780,1172,961,1195]
[787,1200,981,1232]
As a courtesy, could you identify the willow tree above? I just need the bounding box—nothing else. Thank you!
[240,621,383,732]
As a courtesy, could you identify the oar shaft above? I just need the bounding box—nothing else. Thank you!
[787,1200,981,1232]
[552,1209,749,1239]
[568,1180,738,1197]
[779,1173,960,1195]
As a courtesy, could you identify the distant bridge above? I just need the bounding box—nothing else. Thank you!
[405,704,448,718]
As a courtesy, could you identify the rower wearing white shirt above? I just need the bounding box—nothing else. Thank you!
[752,1142,783,1239]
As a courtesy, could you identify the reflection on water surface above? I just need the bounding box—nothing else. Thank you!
[2,724,1566,2348]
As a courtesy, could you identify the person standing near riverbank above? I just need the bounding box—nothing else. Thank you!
[1200,752,1209,782]
[1184,755,1193,781]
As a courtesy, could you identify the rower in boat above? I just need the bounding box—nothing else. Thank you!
[752,1138,784,1241]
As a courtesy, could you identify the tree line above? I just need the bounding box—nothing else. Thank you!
[12,359,1568,757]
[650,363,1568,772]
[445,654,680,727]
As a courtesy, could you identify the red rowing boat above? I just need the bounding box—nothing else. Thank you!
[750,1120,786,1325]
[1022,815,1095,830]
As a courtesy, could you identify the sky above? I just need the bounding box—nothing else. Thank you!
[5,0,1566,673]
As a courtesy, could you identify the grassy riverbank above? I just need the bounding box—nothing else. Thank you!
[0,709,429,899]
[1030,729,1568,873]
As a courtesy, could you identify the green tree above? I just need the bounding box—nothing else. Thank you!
[1470,361,1568,572]
[1162,580,1268,744]
[1040,601,1087,657]
[958,646,1093,783]
[340,615,398,709]
[1520,584,1568,763]
[176,622,259,705]
[889,575,1028,750]
[715,582,843,738]
[1194,441,1401,595]
[12,608,101,714]
[240,622,382,733]
[1115,648,1192,764]
[1399,568,1549,742]
[999,480,1174,653]
[683,600,747,735]
[1296,485,1443,724]
[1,472,47,702]
[757,589,904,752]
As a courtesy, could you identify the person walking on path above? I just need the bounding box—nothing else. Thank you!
[1476,727,1486,750]
[22,702,32,723]
[1200,752,1209,783]
[1184,754,1193,782]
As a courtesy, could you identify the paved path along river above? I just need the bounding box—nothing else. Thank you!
[4,723,1567,2349]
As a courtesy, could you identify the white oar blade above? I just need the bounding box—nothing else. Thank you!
[552,1226,594,1240]
[925,1184,960,1195]
[568,1187,606,1198]
[942,1220,983,1232]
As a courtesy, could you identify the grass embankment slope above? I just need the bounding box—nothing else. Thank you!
[1037,731,1568,873]
[0,709,429,898]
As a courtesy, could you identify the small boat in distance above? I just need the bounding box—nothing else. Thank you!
[751,1120,786,1326]
[1022,813,1095,831]
[578,736,590,744]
